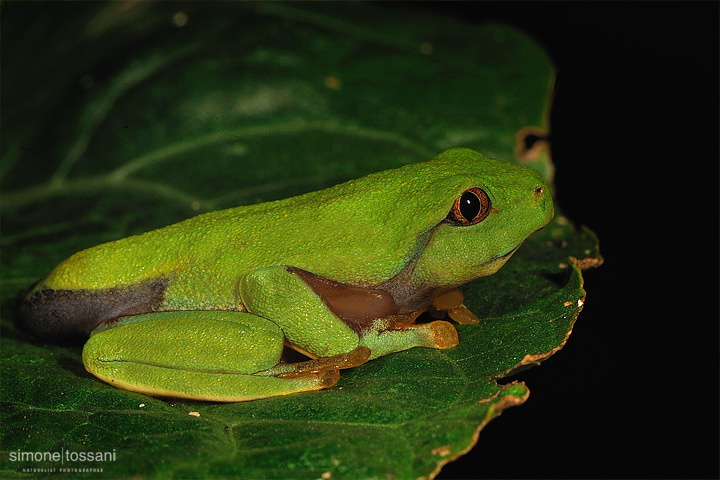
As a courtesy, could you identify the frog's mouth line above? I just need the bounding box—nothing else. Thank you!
[499,246,519,259]
[493,243,521,263]
[493,224,547,263]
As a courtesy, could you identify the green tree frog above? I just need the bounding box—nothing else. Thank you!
[17,148,553,402]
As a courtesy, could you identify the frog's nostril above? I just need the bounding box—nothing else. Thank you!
[531,183,555,221]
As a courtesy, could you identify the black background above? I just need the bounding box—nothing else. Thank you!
[426,2,719,479]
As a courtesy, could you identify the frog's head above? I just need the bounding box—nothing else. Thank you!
[276,147,553,292]
[406,148,554,289]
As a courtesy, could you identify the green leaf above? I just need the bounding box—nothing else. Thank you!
[0,3,601,479]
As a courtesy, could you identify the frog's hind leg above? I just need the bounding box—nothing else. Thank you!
[88,357,342,402]
[268,345,371,378]
[82,311,351,402]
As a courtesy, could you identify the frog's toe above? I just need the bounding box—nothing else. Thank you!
[446,304,480,324]
[427,320,460,349]
[315,368,341,389]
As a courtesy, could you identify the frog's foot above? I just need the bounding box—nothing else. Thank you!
[430,288,480,324]
[397,320,460,350]
[265,346,371,378]
[423,320,461,349]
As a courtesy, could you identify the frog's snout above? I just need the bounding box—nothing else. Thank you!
[531,181,554,223]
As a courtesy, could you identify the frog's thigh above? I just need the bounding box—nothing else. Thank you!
[82,311,338,402]
[240,267,360,358]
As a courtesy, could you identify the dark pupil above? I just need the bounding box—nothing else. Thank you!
[459,191,481,221]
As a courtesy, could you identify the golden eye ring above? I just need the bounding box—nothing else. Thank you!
[447,187,492,226]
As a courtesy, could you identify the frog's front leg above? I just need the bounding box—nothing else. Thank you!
[240,266,459,362]
[82,311,368,402]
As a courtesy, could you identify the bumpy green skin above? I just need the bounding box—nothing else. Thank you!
[17,148,554,402]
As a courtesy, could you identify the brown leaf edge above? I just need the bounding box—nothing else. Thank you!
[515,126,552,163]
[495,258,596,379]
[428,258,599,479]
[572,254,604,271]
[427,382,530,480]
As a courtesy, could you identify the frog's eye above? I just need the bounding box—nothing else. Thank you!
[446,187,491,226]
